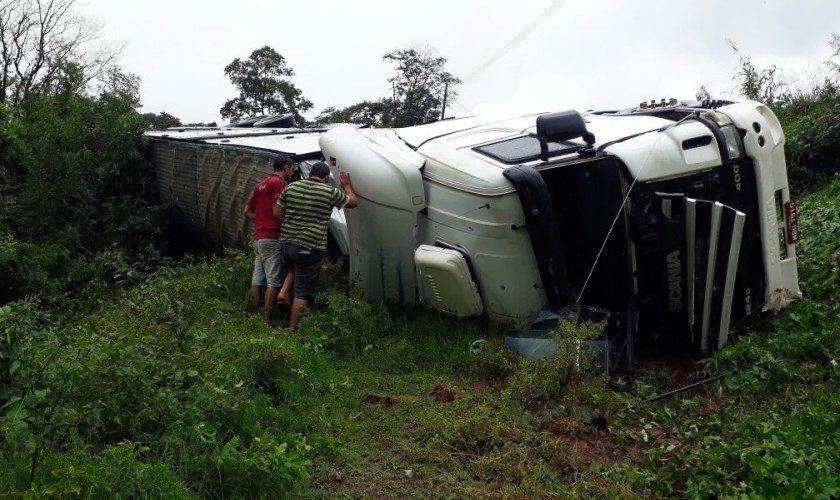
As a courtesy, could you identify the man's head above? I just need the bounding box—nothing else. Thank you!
[273,154,294,179]
[308,162,331,183]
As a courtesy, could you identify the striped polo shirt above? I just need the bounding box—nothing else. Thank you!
[277,179,349,251]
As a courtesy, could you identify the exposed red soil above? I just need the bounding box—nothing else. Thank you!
[697,398,719,416]
[638,355,706,387]
[644,423,686,451]
[430,385,455,402]
[361,393,395,406]
[536,420,620,462]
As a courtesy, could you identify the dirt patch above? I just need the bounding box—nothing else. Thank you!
[645,424,685,450]
[697,398,719,416]
[430,385,455,403]
[361,394,395,406]
[639,355,706,387]
[524,399,550,416]
[464,380,490,393]
[536,420,619,462]
[537,416,687,466]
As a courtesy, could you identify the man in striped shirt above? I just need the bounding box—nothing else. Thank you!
[273,161,358,329]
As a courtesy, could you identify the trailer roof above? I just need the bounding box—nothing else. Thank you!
[145,127,326,157]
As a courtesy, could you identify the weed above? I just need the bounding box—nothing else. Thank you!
[505,317,607,404]
[413,404,521,455]
[297,291,392,357]
[458,337,519,382]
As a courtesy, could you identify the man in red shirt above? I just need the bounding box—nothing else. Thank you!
[242,154,294,325]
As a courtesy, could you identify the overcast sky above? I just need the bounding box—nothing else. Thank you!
[77,0,839,125]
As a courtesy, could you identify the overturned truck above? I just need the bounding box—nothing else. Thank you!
[146,99,801,359]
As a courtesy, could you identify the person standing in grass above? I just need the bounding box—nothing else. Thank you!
[242,154,294,325]
[273,161,358,329]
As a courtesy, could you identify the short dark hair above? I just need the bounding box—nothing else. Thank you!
[309,161,331,179]
[273,154,293,171]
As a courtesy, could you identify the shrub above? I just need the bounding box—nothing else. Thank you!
[297,290,392,357]
[504,317,606,404]
[459,337,519,382]
[783,85,840,187]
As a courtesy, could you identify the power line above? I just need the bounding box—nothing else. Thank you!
[447,0,571,116]
[461,0,571,86]
[449,99,473,116]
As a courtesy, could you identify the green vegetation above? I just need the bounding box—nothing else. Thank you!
[315,44,461,128]
[1,177,836,497]
[733,34,840,188]
[0,78,168,310]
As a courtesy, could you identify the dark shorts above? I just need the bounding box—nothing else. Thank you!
[280,242,324,299]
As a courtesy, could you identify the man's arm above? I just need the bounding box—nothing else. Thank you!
[339,171,358,208]
[273,203,286,226]
[242,192,256,221]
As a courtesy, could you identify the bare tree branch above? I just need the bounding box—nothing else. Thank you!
[1,0,121,109]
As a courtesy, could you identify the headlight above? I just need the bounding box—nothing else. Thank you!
[720,124,744,160]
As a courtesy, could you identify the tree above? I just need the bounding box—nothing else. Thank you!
[383,44,460,127]
[0,0,118,110]
[141,111,182,130]
[220,46,313,124]
[314,100,390,127]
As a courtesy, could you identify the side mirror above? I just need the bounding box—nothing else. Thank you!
[536,110,595,161]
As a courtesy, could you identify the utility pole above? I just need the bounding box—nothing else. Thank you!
[391,82,397,126]
[441,82,449,120]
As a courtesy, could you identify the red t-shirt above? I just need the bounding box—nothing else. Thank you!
[247,174,286,240]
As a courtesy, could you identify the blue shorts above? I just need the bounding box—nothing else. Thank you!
[251,238,285,288]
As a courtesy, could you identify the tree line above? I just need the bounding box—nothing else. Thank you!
[1,0,169,307]
[220,44,460,128]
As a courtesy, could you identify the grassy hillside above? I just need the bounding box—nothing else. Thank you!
[2,176,837,498]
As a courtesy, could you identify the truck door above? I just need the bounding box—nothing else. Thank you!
[319,125,427,303]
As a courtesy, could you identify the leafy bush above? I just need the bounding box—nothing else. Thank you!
[783,85,840,187]
[178,423,323,498]
[504,317,607,404]
[0,68,170,307]
[297,291,392,357]
[0,253,336,497]
[0,105,30,223]
[733,36,840,187]
[36,442,195,498]
[0,232,65,304]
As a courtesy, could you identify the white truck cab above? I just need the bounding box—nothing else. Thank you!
[319,99,801,356]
